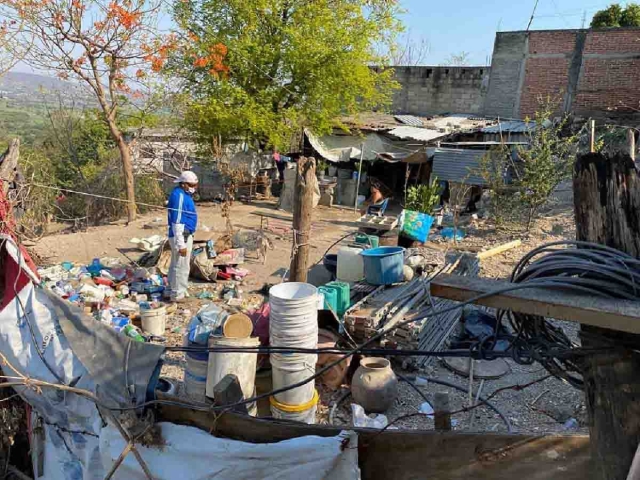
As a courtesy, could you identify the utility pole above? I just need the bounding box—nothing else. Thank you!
[289,156,316,283]
[574,152,640,479]
[581,10,587,29]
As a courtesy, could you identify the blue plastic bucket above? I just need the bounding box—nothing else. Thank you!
[360,247,405,285]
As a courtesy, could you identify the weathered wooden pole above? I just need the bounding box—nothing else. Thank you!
[289,156,316,283]
[0,139,20,193]
[433,392,452,431]
[574,152,640,479]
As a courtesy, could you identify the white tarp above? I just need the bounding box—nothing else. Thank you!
[305,129,424,163]
[100,423,359,480]
[0,236,103,480]
[0,235,359,480]
[306,129,413,162]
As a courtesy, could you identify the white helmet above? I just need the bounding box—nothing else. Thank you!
[174,171,199,184]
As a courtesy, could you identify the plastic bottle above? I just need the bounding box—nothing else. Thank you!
[123,325,145,342]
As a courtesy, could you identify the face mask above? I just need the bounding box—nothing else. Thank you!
[187,187,197,195]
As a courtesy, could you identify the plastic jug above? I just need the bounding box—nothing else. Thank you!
[337,246,364,283]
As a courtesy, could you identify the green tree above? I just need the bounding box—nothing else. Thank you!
[479,101,578,231]
[590,3,640,27]
[170,0,401,151]
[621,3,640,26]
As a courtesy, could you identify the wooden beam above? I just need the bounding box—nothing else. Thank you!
[157,402,591,480]
[477,240,522,260]
[430,274,640,335]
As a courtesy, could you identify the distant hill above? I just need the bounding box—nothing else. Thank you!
[0,71,97,107]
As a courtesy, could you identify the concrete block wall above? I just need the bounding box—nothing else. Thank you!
[389,66,490,115]
[484,27,640,119]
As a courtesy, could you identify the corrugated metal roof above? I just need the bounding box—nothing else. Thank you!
[482,120,535,134]
[394,115,424,127]
[432,148,487,186]
[387,126,448,142]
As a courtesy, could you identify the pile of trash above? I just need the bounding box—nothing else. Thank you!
[38,257,171,342]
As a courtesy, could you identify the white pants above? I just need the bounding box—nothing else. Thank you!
[168,235,193,299]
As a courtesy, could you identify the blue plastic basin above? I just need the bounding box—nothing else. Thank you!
[360,247,405,285]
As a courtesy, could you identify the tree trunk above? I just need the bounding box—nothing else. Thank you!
[574,152,640,480]
[289,156,315,283]
[109,124,136,223]
[0,139,20,193]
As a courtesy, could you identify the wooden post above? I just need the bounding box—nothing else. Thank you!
[289,156,316,283]
[0,138,20,193]
[354,144,364,212]
[590,120,596,153]
[629,130,636,163]
[433,392,451,431]
[574,152,640,479]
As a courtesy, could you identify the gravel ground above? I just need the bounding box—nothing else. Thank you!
[36,194,590,434]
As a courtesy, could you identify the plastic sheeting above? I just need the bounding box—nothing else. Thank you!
[100,423,359,479]
[0,234,360,479]
[305,129,421,163]
[0,236,104,479]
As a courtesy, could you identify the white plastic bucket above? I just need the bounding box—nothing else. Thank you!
[271,353,317,405]
[141,306,167,336]
[184,353,208,401]
[269,283,318,348]
[206,336,260,401]
[270,390,319,424]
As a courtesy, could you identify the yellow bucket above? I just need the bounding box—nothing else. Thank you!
[269,389,319,424]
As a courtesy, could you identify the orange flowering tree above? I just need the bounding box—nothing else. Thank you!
[0,0,175,221]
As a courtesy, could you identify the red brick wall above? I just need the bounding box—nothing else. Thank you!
[516,28,640,117]
[574,57,640,112]
[584,30,640,54]
[520,58,570,118]
[528,31,577,55]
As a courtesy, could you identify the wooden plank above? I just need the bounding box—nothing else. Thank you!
[157,402,591,480]
[430,274,640,335]
[477,240,522,260]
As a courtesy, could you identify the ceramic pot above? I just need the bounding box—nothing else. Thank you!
[351,357,398,413]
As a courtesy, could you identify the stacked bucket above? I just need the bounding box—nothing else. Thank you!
[268,282,319,424]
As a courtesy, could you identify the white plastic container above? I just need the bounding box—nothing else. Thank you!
[140,306,167,336]
[269,283,318,349]
[206,336,260,401]
[270,390,319,425]
[271,353,317,405]
[337,246,365,283]
[184,353,208,401]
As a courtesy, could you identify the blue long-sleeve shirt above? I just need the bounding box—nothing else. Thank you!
[167,187,198,239]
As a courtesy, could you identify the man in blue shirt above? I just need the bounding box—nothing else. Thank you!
[167,171,199,301]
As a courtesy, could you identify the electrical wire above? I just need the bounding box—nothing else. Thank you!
[502,240,640,389]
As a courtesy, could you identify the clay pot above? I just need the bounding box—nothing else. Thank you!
[316,329,349,390]
[351,357,398,413]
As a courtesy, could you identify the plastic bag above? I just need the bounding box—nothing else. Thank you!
[187,304,228,344]
[351,404,389,429]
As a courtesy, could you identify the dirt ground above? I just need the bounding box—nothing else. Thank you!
[33,194,587,435]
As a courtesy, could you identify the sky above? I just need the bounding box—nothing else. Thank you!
[11,0,619,74]
[399,0,617,65]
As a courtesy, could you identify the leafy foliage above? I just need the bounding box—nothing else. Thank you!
[170,0,401,151]
[479,101,578,231]
[591,3,640,27]
[405,177,440,215]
